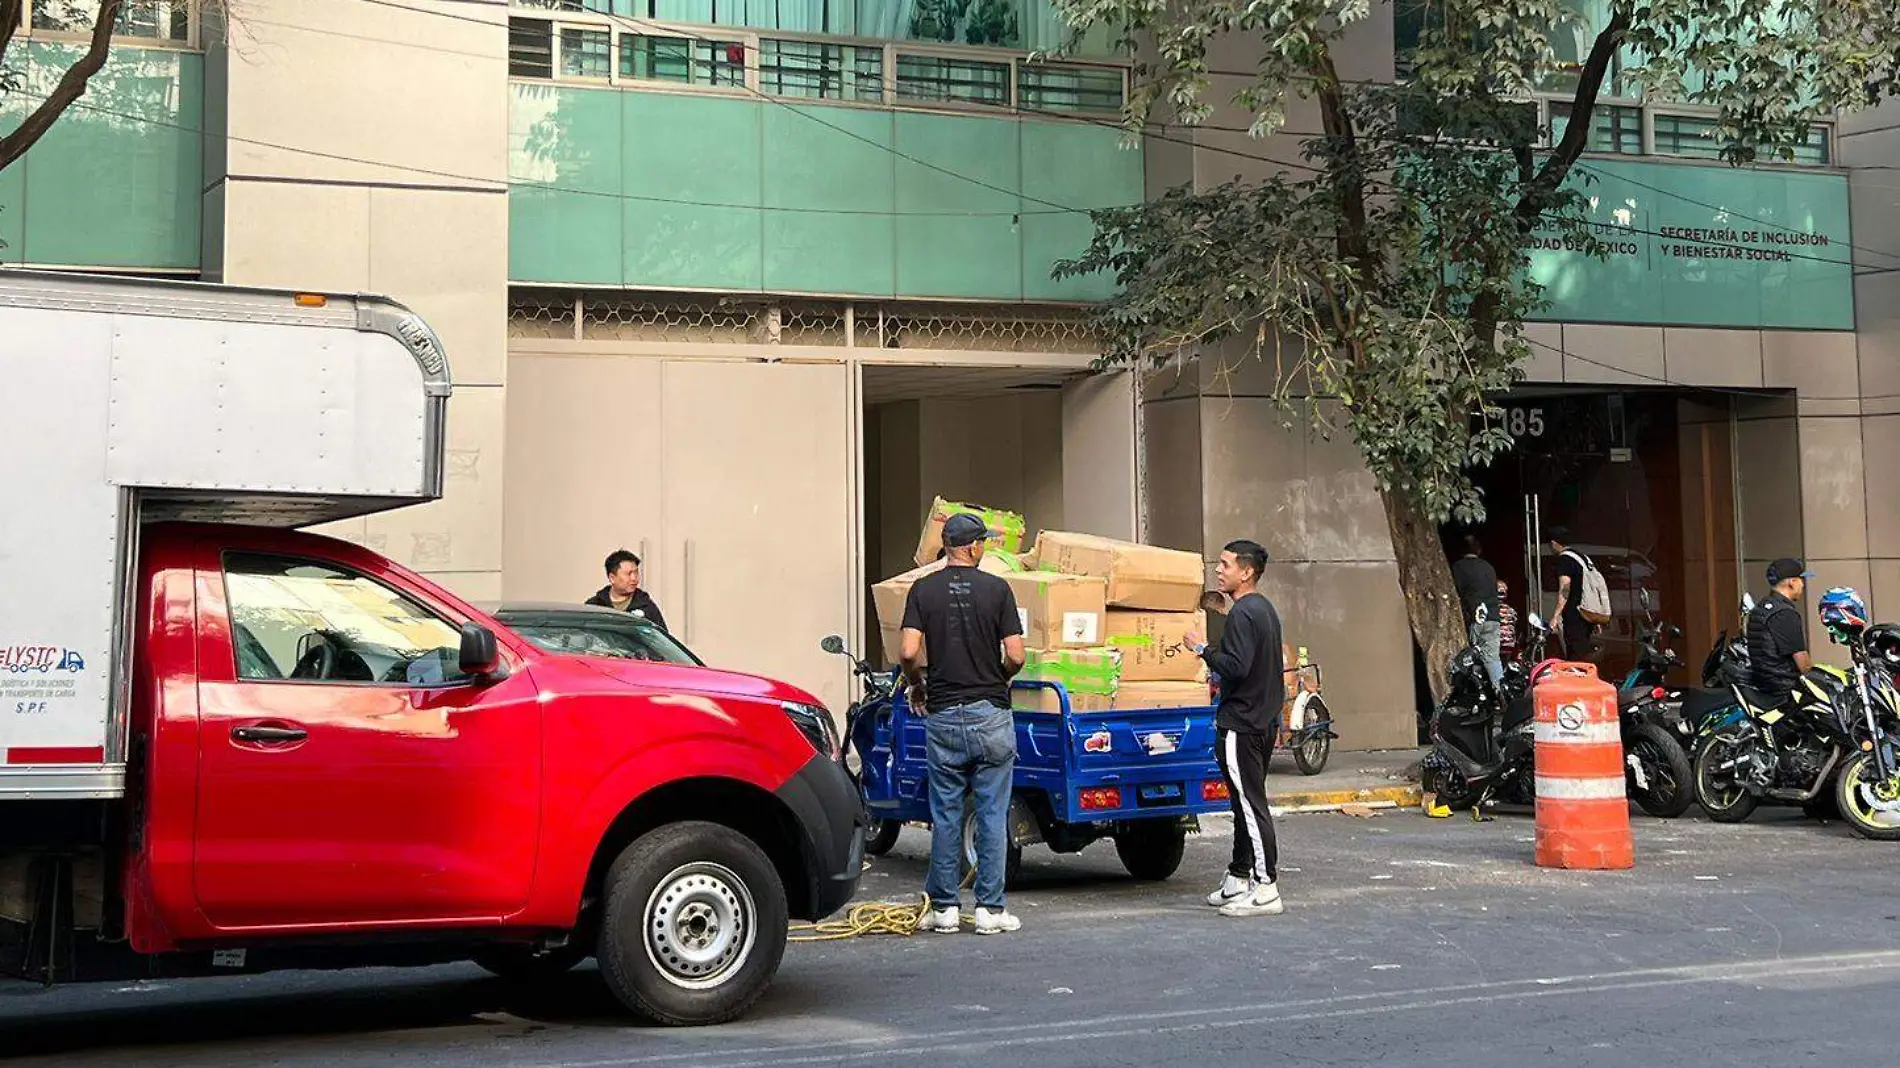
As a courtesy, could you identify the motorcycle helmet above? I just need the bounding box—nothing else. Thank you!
[1819,586,1869,644]
[1447,647,1493,703]
[1865,622,1900,669]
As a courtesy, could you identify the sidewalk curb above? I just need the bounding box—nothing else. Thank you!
[1198,782,1424,826]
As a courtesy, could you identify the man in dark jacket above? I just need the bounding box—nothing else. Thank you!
[586,549,669,632]
[1747,557,1814,705]
[1185,539,1285,918]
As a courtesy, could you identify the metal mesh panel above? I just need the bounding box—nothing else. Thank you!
[509,290,1097,354]
[874,303,1096,354]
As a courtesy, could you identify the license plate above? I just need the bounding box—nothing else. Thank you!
[1138,784,1183,803]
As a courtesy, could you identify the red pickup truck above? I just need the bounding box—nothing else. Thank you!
[0,272,862,1026]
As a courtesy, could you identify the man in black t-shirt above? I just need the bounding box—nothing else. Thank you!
[1185,539,1286,918]
[1747,557,1814,705]
[900,513,1027,936]
[1450,536,1502,687]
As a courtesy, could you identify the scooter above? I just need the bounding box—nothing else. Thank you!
[1615,620,1695,817]
[1421,615,1553,814]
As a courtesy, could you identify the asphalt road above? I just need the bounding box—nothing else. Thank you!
[6,805,1900,1066]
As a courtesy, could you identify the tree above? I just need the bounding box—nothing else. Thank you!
[1050,0,1900,700]
[1,0,128,174]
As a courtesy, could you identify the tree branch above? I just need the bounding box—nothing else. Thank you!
[1312,46,1377,282]
[0,0,124,173]
[1514,7,1631,228]
[1,0,24,60]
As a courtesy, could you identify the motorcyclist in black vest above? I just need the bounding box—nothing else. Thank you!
[1746,557,1814,707]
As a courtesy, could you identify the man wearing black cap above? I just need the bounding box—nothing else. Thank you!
[1748,557,1815,704]
[900,513,1027,936]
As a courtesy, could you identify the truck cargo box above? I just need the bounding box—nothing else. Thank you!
[0,271,451,800]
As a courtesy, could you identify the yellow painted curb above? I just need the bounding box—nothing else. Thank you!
[1271,784,1424,813]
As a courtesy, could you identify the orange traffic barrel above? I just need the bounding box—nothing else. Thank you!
[1532,663,1633,870]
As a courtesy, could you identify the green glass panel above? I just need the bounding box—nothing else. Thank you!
[509,83,624,284]
[1527,158,1852,330]
[16,44,200,269]
[1021,118,1138,301]
[893,111,1021,299]
[762,104,896,296]
[621,91,762,291]
[0,87,23,263]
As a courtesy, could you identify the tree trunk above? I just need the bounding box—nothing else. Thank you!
[1381,487,1465,706]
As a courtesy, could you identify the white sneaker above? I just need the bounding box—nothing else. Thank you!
[920,906,960,933]
[1218,880,1285,917]
[973,907,1021,935]
[1205,874,1250,907]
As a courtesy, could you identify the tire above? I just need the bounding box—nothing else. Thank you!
[1292,702,1333,776]
[595,821,788,1027]
[1626,722,1695,819]
[863,819,902,857]
[472,942,589,984]
[1114,821,1188,881]
[1422,760,1482,811]
[1693,729,1760,824]
[959,809,1022,889]
[1834,751,1900,841]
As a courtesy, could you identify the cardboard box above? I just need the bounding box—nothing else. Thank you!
[871,554,1018,666]
[1002,570,1108,650]
[1013,687,1113,714]
[1106,609,1209,682]
[1017,647,1121,698]
[1113,681,1216,709]
[914,496,1028,567]
[1032,531,1205,611]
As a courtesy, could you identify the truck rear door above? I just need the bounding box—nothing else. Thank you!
[188,538,543,929]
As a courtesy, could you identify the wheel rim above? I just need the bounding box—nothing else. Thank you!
[1698,734,1749,810]
[643,862,756,991]
[1843,757,1900,829]
[1630,741,1678,803]
[1300,733,1327,764]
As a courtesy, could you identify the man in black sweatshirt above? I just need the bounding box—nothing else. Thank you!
[1186,539,1285,918]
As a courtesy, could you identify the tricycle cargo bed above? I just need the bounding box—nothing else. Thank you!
[0,272,452,800]
[862,681,1227,828]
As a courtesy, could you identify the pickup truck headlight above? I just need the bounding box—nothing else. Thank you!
[781,701,841,761]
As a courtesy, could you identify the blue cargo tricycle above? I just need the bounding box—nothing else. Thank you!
[822,636,1229,885]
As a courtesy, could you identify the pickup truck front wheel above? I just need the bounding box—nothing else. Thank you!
[597,821,789,1026]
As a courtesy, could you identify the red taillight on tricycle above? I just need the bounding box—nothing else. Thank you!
[1202,780,1230,803]
[1079,787,1123,811]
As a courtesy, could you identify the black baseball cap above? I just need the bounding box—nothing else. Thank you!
[1767,558,1814,584]
[941,513,999,549]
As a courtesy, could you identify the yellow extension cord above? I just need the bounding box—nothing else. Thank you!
[787,861,978,942]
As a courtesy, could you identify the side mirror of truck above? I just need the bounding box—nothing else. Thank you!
[459,623,503,680]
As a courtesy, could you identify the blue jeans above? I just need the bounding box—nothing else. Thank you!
[924,700,1017,910]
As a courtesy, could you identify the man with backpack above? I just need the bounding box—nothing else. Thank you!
[1548,527,1611,662]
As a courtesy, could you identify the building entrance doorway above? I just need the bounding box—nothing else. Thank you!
[1450,391,1739,684]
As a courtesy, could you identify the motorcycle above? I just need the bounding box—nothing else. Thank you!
[820,635,904,855]
[1692,647,1855,825]
[1827,623,1900,839]
[1421,615,1553,814]
[1614,620,1695,818]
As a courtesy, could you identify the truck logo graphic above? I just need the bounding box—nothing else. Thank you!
[1083,730,1113,753]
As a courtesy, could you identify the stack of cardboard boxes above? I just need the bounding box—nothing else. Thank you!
[871,501,1212,712]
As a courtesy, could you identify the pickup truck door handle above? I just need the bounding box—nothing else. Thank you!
[232,724,308,744]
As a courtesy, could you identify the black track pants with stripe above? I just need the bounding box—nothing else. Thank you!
[1217,727,1278,884]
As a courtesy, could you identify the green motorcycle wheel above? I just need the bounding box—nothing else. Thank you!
[1834,751,1900,841]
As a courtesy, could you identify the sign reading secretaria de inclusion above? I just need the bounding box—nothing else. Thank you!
[1525,158,1853,330]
